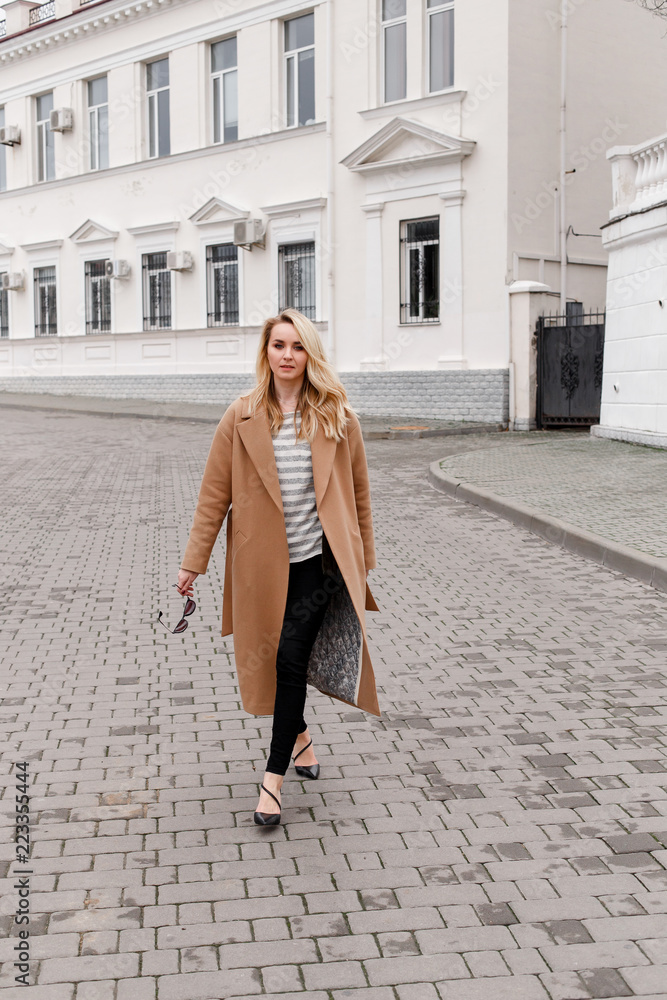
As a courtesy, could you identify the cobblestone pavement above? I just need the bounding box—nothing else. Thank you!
[438,432,667,559]
[1,408,667,1000]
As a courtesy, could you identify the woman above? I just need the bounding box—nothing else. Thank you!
[177,308,381,826]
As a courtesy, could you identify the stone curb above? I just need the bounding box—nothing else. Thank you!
[364,422,506,440]
[427,459,667,595]
[0,394,506,440]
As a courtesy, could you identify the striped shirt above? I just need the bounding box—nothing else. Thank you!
[272,410,323,563]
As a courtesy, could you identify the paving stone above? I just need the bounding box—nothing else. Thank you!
[302,960,367,990]
[38,953,139,983]
[6,412,667,999]
[364,953,469,986]
[619,965,667,994]
[435,975,549,999]
[579,967,633,998]
[157,968,262,999]
[539,940,650,971]
[603,834,663,854]
[474,903,517,925]
[544,920,594,945]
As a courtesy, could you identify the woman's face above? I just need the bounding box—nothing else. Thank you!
[267,321,308,392]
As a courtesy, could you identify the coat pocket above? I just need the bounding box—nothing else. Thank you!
[232,529,248,561]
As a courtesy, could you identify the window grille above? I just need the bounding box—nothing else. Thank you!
[0,277,8,338]
[88,76,109,171]
[427,0,454,93]
[400,218,440,323]
[206,244,239,326]
[147,58,170,158]
[278,241,316,319]
[36,92,55,182]
[85,260,111,334]
[142,252,172,330]
[211,37,238,143]
[34,266,57,337]
[284,13,315,127]
[382,0,407,103]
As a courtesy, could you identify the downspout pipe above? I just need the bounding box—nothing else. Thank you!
[559,0,568,312]
[325,0,335,367]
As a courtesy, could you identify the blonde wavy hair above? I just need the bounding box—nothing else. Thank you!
[242,309,357,443]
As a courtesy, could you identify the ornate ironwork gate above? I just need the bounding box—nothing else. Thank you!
[536,306,605,428]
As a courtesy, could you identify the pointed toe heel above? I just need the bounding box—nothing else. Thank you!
[253,783,281,826]
[293,739,320,780]
[295,762,320,780]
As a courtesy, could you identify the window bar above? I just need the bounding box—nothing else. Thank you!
[85,260,111,334]
[400,218,440,323]
[278,242,316,319]
[34,266,57,337]
[142,252,171,330]
[207,244,239,326]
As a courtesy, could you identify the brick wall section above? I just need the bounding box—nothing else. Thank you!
[0,370,509,422]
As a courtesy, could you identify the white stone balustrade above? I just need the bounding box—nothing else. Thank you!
[607,131,667,219]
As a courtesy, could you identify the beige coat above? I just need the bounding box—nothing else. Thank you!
[180,394,381,717]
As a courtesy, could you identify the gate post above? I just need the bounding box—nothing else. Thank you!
[508,280,558,430]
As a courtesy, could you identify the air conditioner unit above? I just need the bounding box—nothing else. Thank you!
[1,272,25,291]
[166,251,193,271]
[0,126,21,146]
[49,108,74,132]
[105,259,130,279]
[233,218,265,249]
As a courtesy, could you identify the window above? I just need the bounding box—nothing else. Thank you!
[211,37,238,143]
[285,13,315,128]
[85,260,111,334]
[278,241,315,319]
[427,0,454,92]
[0,276,8,337]
[400,217,439,323]
[36,92,55,182]
[34,266,57,336]
[142,252,171,329]
[206,244,239,326]
[88,76,109,170]
[0,107,6,192]
[382,0,407,103]
[147,58,170,158]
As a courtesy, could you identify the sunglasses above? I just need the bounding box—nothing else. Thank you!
[157,585,196,634]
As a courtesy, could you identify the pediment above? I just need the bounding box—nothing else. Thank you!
[70,219,118,243]
[341,117,475,172]
[0,241,14,256]
[189,197,250,226]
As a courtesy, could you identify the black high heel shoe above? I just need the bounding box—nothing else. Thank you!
[253,783,281,826]
[293,739,320,780]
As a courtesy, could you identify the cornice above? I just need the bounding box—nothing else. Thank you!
[0,0,175,62]
[126,220,179,236]
[260,197,326,218]
[0,0,323,68]
[20,238,64,251]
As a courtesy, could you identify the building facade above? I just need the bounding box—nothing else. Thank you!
[592,131,667,449]
[0,0,666,422]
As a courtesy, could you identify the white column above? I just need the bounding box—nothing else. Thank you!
[508,280,553,431]
[437,190,466,369]
[360,202,387,370]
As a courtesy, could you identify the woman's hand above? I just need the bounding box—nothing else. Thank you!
[177,569,199,597]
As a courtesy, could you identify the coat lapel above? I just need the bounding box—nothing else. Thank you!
[237,396,338,514]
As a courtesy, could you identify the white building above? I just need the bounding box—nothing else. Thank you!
[1,0,667,423]
[593,132,667,449]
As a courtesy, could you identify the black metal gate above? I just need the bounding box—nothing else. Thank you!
[536,305,605,428]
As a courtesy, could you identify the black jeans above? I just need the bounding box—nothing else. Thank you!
[265,548,344,776]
